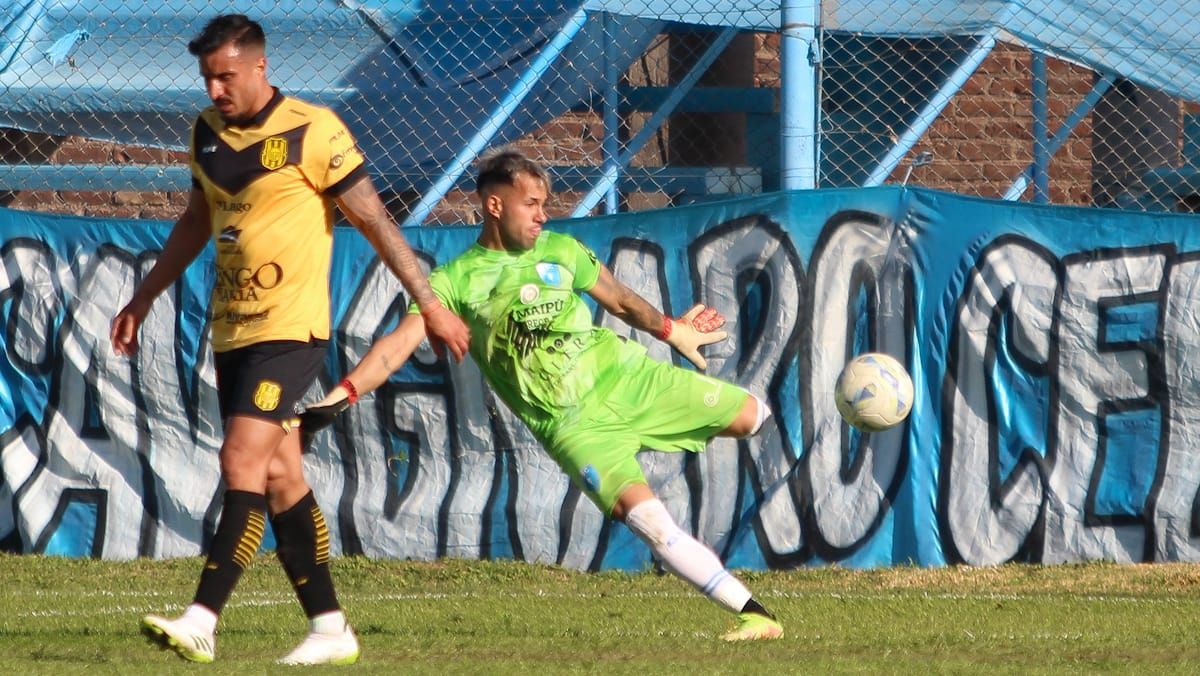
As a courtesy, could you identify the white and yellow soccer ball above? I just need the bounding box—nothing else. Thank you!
[834,352,914,432]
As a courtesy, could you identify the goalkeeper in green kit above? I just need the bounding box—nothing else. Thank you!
[300,148,783,641]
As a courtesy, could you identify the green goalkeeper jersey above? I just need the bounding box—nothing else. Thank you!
[417,231,647,436]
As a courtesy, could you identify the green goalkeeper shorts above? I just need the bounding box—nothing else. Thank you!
[542,353,750,516]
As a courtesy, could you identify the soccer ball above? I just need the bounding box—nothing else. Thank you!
[834,352,914,432]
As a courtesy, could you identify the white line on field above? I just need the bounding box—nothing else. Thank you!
[12,588,1195,620]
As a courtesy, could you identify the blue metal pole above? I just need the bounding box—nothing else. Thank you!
[1031,52,1050,203]
[1003,73,1115,200]
[571,27,739,218]
[602,13,620,214]
[780,0,819,190]
[864,33,996,186]
[403,8,589,226]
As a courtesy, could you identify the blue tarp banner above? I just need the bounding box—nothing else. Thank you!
[3,186,1199,568]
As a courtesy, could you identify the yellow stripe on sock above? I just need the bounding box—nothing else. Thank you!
[233,510,266,569]
[311,505,330,565]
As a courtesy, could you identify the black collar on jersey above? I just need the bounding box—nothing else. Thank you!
[225,87,285,129]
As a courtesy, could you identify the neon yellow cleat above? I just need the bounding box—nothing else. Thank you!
[720,612,784,641]
[140,614,216,663]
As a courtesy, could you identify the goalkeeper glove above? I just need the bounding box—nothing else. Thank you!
[295,379,358,449]
[658,304,728,370]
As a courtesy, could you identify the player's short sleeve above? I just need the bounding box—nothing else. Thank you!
[406,266,457,315]
[569,237,602,291]
[187,116,204,189]
[306,109,367,196]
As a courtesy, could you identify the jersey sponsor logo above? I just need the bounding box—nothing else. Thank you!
[330,145,361,169]
[577,241,600,266]
[701,377,723,407]
[536,262,562,286]
[581,464,601,494]
[511,297,564,330]
[215,262,284,302]
[220,309,271,325]
[260,136,289,170]
[216,200,251,213]
[253,380,283,411]
[200,144,218,154]
[519,283,540,304]
[217,226,242,244]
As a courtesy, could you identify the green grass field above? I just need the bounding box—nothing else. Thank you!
[4,553,1200,674]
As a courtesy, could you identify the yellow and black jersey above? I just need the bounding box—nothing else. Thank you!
[190,88,367,352]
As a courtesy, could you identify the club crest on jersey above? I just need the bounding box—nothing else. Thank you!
[253,380,283,411]
[535,262,562,286]
[519,283,540,304]
[260,137,288,170]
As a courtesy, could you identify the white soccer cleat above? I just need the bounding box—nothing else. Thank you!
[140,614,216,663]
[277,625,360,666]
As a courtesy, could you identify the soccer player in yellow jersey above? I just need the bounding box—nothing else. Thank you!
[299,148,785,642]
[109,14,468,665]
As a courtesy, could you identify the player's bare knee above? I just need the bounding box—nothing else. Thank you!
[726,394,771,438]
[265,457,301,490]
[218,442,269,488]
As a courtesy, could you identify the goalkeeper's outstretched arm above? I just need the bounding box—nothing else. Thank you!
[293,313,428,444]
[586,265,728,370]
[313,313,427,408]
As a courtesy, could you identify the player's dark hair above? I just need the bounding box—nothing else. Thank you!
[188,14,266,57]
[475,147,550,196]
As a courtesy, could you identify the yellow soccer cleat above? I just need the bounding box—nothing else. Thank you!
[721,612,784,641]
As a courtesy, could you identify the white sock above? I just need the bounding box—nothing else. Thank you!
[624,498,752,614]
[182,603,218,635]
[310,610,348,635]
[749,393,772,436]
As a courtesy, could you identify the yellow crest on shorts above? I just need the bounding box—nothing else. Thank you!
[253,380,283,411]
[260,137,288,170]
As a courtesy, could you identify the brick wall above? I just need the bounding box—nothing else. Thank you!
[1,132,189,220]
[912,42,1097,204]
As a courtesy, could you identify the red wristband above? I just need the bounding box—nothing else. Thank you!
[656,314,673,341]
[339,378,359,405]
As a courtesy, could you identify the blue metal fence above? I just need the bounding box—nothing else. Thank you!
[2,1,1200,219]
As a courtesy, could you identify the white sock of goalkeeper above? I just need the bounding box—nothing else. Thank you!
[749,393,771,436]
[624,498,751,614]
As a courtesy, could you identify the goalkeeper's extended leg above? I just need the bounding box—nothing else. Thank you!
[719,393,772,438]
[620,491,783,641]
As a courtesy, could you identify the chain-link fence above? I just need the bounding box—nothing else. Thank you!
[2,2,1199,222]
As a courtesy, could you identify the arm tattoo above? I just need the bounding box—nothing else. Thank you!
[337,179,439,308]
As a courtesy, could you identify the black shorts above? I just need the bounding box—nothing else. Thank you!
[214,339,327,422]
